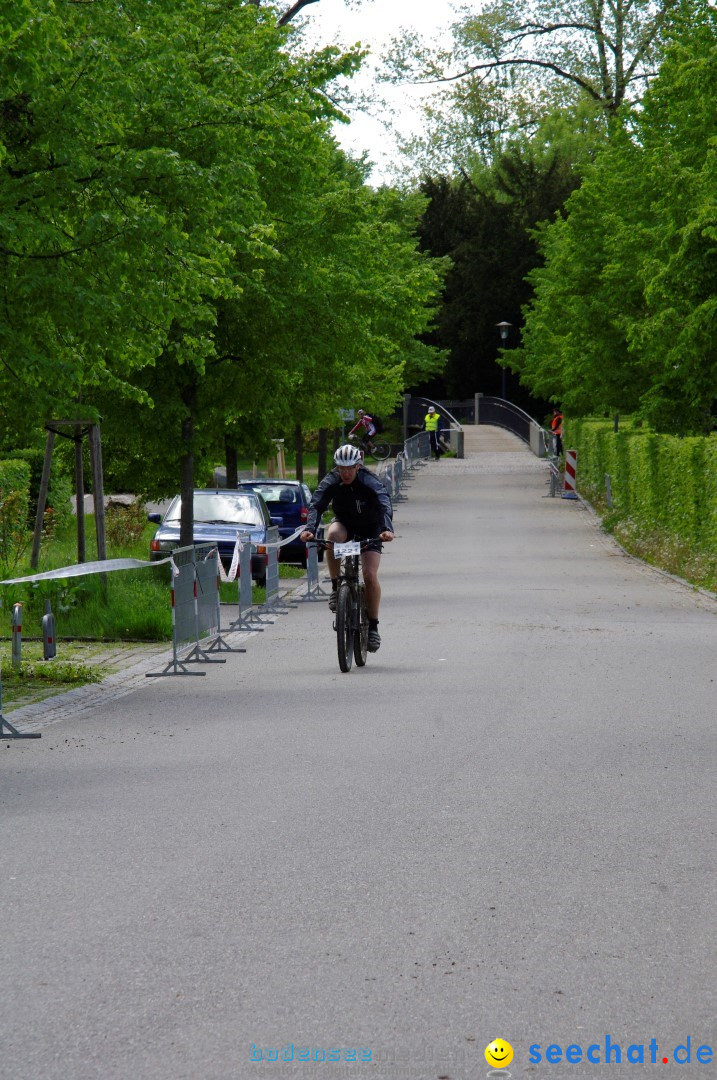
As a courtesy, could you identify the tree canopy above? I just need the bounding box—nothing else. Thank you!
[384,0,681,176]
[511,1,717,433]
[1,0,446,504]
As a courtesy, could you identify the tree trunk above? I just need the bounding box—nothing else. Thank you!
[75,427,85,563]
[317,428,328,481]
[225,435,238,488]
[294,424,303,481]
[88,424,106,562]
[30,429,55,569]
[179,383,197,548]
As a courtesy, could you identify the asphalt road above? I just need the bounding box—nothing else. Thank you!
[2,428,716,1080]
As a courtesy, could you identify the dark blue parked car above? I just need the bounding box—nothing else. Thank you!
[236,479,323,567]
[148,489,279,585]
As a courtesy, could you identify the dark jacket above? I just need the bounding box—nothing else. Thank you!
[306,466,393,536]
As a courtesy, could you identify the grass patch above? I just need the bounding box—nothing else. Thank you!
[611,519,717,592]
[582,484,717,593]
[1,659,101,686]
[2,513,310,644]
[4,566,173,641]
[0,639,103,711]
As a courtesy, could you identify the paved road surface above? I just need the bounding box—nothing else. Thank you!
[2,428,716,1080]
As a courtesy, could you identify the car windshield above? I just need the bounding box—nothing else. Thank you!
[164,493,265,526]
[248,485,298,506]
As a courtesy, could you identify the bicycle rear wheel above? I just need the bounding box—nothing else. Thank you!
[371,442,390,460]
[354,586,368,666]
[336,583,354,672]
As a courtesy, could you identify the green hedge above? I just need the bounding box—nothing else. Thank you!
[564,419,717,570]
[0,460,33,574]
[0,459,32,514]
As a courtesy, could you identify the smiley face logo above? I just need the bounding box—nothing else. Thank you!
[485,1039,514,1068]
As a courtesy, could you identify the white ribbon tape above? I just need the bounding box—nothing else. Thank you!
[0,556,175,586]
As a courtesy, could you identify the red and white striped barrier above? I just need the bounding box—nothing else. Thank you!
[562,449,578,499]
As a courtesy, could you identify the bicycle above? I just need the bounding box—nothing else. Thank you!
[309,539,370,672]
[348,432,391,462]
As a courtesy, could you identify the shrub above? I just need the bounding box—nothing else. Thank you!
[105,500,147,550]
[0,459,32,576]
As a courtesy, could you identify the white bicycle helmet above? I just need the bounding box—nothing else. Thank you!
[334,443,362,467]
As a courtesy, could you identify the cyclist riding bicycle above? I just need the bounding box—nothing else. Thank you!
[300,443,394,652]
[347,409,378,454]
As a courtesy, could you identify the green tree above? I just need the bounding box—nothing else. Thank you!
[384,0,681,177]
[412,138,580,402]
[513,1,717,432]
[100,149,447,496]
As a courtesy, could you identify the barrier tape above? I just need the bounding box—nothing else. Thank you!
[1,526,307,589]
[0,556,176,586]
[218,526,306,584]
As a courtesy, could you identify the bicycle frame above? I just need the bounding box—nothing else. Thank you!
[333,541,369,672]
[306,538,370,672]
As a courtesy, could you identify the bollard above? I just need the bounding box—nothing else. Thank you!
[11,602,22,670]
[561,449,579,500]
[42,600,56,660]
[605,473,614,509]
[548,460,560,497]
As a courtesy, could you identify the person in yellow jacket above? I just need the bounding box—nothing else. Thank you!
[423,405,443,460]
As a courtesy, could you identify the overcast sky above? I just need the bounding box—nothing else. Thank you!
[300,0,458,184]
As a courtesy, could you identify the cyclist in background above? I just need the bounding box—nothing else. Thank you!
[348,409,378,456]
[300,444,394,652]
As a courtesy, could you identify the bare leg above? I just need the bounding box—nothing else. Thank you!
[325,520,347,581]
[361,550,381,619]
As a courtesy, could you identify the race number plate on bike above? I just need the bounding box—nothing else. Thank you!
[333,541,361,556]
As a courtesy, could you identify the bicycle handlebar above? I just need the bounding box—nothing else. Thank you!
[303,536,396,548]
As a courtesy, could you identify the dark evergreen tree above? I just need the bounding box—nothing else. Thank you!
[411,144,580,411]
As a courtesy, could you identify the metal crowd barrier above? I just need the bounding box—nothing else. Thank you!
[0,662,41,738]
[540,428,562,498]
[226,539,268,632]
[196,546,246,657]
[393,454,408,500]
[147,545,227,677]
[262,527,295,616]
[403,431,431,468]
[294,543,330,603]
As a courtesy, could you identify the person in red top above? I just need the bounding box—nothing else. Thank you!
[550,407,563,456]
[348,409,377,455]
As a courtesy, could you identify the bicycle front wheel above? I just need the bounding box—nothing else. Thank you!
[336,583,354,672]
[354,586,368,667]
[371,442,390,460]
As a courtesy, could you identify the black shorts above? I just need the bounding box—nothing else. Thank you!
[331,519,383,554]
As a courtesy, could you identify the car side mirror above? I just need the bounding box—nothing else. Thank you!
[147,512,162,524]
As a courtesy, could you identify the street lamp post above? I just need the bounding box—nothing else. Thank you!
[496,321,512,400]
